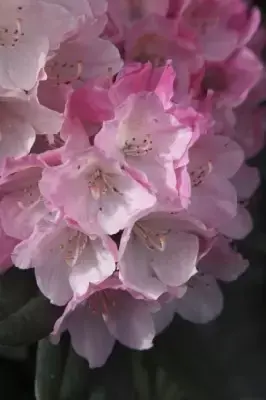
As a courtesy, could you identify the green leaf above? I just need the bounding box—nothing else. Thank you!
[155,367,186,400]
[101,345,135,400]
[35,335,69,400]
[0,268,37,321]
[0,294,64,346]
[132,352,150,400]
[0,345,28,361]
[59,348,93,400]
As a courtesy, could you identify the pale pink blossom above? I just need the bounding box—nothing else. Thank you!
[230,163,260,200]
[217,164,260,240]
[175,272,223,323]
[0,0,90,91]
[39,147,156,235]
[106,0,170,43]
[198,235,249,282]
[0,154,51,240]
[0,91,62,163]
[95,91,192,202]
[38,20,122,113]
[198,47,262,108]
[109,61,176,110]
[12,216,117,305]
[119,210,214,299]
[124,15,204,103]
[187,134,244,228]
[177,0,260,61]
[0,0,262,335]
[51,277,156,367]
[64,77,114,133]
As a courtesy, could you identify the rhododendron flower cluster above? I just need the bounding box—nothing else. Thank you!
[0,0,264,367]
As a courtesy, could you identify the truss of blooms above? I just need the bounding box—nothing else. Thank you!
[0,0,265,367]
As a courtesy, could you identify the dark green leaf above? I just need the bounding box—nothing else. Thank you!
[35,334,69,400]
[59,348,93,400]
[0,295,64,346]
[132,352,150,400]
[0,268,37,321]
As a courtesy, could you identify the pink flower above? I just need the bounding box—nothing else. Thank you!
[123,15,204,102]
[119,210,214,300]
[0,0,261,337]
[198,235,249,282]
[199,47,262,108]
[0,154,51,240]
[0,223,19,274]
[0,0,89,91]
[38,19,122,113]
[95,90,192,202]
[42,0,106,21]
[175,272,223,323]
[39,146,156,235]
[12,216,117,305]
[218,204,253,240]
[154,271,225,326]
[177,0,260,62]
[109,62,176,110]
[217,163,260,240]
[51,277,156,367]
[64,77,114,131]
[230,163,260,200]
[220,68,266,158]
[187,134,244,228]
[0,92,63,163]
[106,0,170,43]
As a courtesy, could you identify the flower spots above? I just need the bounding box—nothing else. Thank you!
[122,135,153,157]
[189,162,212,187]
[0,19,23,48]
[45,58,83,85]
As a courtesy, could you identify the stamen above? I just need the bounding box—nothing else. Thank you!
[87,169,121,200]
[17,184,40,208]
[60,231,88,267]
[88,290,117,315]
[130,33,165,65]
[133,222,168,252]
[46,59,83,85]
[123,135,153,157]
[189,161,212,188]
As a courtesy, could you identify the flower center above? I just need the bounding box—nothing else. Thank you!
[130,33,166,65]
[87,169,121,200]
[45,57,83,86]
[133,222,169,251]
[59,231,88,267]
[0,18,23,48]
[189,161,212,187]
[17,184,41,208]
[201,66,228,94]
[88,289,117,315]
[122,135,153,157]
